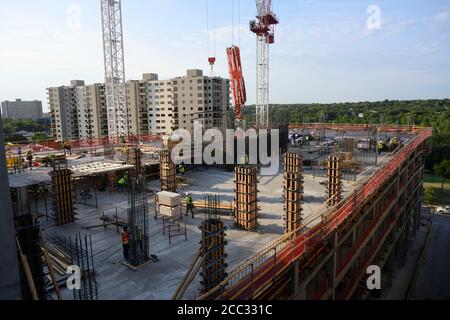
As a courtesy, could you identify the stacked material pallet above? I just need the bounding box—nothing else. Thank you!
[234,165,258,231]
[157,191,182,218]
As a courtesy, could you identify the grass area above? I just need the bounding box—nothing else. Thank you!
[424,173,450,205]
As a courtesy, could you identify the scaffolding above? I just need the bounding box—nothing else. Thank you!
[199,195,228,297]
[234,165,258,231]
[49,162,76,225]
[159,150,176,192]
[283,149,304,234]
[327,155,342,207]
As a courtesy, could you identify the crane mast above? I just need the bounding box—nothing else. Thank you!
[250,0,278,128]
[100,0,128,138]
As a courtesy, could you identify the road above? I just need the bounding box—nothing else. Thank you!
[413,213,450,300]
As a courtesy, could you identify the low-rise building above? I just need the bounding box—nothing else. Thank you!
[1,99,43,121]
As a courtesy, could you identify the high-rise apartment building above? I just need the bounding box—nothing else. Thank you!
[1,99,43,121]
[47,81,108,141]
[47,70,230,140]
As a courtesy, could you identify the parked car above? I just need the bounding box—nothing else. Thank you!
[437,206,450,215]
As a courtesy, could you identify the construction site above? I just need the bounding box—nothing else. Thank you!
[0,122,433,300]
[0,0,439,302]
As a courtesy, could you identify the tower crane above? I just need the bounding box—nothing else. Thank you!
[250,0,279,128]
[206,0,216,75]
[100,0,128,139]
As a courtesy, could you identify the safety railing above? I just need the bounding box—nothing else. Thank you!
[198,128,432,300]
[289,123,426,134]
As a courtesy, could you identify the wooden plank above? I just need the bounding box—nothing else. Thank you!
[16,238,39,301]
[41,243,63,300]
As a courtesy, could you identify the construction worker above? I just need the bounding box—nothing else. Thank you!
[26,150,33,169]
[185,193,195,218]
[178,164,186,175]
[121,226,130,261]
[118,176,126,192]
[136,226,143,253]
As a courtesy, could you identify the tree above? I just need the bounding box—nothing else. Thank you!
[424,186,436,206]
[5,134,27,143]
[434,159,450,189]
[32,133,51,142]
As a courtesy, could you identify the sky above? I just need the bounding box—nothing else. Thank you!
[1,0,449,112]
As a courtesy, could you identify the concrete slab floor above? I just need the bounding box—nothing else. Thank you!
[38,165,360,300]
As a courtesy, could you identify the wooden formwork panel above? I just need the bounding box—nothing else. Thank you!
[128,148,142,176]
[234,165,258,231]
[284,151,304,234]
[50,169,76,225]
[327,155,342,206]
[200,219,227,295]
[159,150,176,192]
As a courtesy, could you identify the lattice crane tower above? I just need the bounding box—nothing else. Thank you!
[250,0,279,127]
[100,0,128,138]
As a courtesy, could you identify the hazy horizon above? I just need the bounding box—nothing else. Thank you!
[1,0,449,113]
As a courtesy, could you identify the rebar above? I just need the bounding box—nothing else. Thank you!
[200,197,227,297]
[127,178,151,267]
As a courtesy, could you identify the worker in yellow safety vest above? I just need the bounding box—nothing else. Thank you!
[185,193,195,218]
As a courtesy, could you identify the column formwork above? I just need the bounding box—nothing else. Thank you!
[327,155,342,207]
[159,150,176,192]
[234,165,258,231]
[283,149,304,234]
[200,218,228,297]
[50,162,76,225]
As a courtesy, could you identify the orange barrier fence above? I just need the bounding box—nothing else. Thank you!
[4,135,162,154]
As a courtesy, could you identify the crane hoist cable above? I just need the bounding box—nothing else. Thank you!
[207,0,216,75]
[227,0,247,125]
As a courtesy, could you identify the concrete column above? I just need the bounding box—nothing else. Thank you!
[0,116,21,299]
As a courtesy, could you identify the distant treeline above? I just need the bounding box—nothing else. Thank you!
[244,99,450,172]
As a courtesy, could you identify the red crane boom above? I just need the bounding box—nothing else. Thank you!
[227,45,247,121]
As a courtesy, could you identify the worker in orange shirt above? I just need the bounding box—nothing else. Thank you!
[121,226,130,261]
